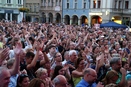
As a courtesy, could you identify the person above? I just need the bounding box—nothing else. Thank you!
[16,74,29,87]
[35,67,51,87]
[72,58,85,87]
[0,67,11,87]
[51,65,71,82]
[102,70,119,86]
[28,78,45,87]
[76,68,104,87]
[110,57,126,87]
[52,75,68,87]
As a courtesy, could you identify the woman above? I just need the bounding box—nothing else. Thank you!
[72,58,85,87]
[16,74,29,87]
[102,70,119,86]
[35,67,51,87]
[51,65,71,81]
[28,78,45,87]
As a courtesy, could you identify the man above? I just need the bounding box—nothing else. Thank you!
[0,67,11,87]
[53,75,68,87]
[110,57,126,87]
[76,68,104,87]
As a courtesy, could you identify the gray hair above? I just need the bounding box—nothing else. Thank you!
[7,58,15,68]
[53,77,60,84]
[69,50,77,57]
[110,57,121,66]
[83,68,91,76]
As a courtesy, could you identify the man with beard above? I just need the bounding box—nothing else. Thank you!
[110,57,126,87]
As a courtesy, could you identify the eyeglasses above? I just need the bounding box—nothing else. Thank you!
[89,74,97,77]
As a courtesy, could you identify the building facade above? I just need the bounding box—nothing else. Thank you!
[39,0,62,23]
[63,0,90,25]
[25,0,40,22]
[0,0,23,22]
[89,0,131,27]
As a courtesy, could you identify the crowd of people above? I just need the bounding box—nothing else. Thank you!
[0,20,131,87]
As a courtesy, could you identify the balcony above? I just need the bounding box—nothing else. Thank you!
[90,8,131,14]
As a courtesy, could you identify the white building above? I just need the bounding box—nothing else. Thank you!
[89,0,131,27]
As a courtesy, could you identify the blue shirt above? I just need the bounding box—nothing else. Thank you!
[8,74,18,87]
[76,79,97,87]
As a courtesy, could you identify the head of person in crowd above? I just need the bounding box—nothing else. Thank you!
[51,65,65,80]
[53,52,62,63]
[35,67,48,80]
[102,70,119,86]
[7,58,15,69]
[28,78,45,87]
[0,67,11,87]
[69,42,76,50]
[110,57,122,72]
[48,44,56,54]
[43,61,51,77]
[25,51,35,64]
[1,59,7,67]
[16,74,29,87]
[83,68,97,84]
[114,42,120,52]
[52,75,68,87]
[63,51,69,61]
[69,50,78,63]
[75,58,85,69]
[122,61,129,71]
[38,50,44,60]
[105,83,118,87]
[19,49,26,63]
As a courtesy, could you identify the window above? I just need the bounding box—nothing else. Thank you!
[30,5,32,12]
[7,0,11,3]
[93,0,96,8]
[48,0,50,6]
[98,0,101,8]
[18,0,22,4]
[118,1,121,9]
[125,1,129,9]
[83,0,86,9]
[74,0,77,9]
[56,0,58,6]
[66,0,69,9]
[114,0,117,9]
[59,0,61,6]
[51,0,53,7]
[34,5,36,12]
[43,0,46,6]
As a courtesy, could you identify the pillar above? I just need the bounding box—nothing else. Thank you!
[5,13,8,20]
[70,18,72,25]
[78,19,81,25]
[10,13,12,21]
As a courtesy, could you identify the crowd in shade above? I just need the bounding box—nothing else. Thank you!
[0,20,131,87]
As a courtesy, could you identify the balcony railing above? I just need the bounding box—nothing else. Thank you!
[89,8,131,14]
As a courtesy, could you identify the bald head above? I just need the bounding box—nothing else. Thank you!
[83,68,96,75]
[83,68,97,84]
[53,75,68,87]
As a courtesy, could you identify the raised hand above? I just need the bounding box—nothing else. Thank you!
[0,47,9,64]
[13,41,22,56]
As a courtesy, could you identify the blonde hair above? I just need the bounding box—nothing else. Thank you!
[35,68,47,78]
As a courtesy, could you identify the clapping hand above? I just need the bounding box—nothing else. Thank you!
[0,47,9,65]
[13,41,22,56]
